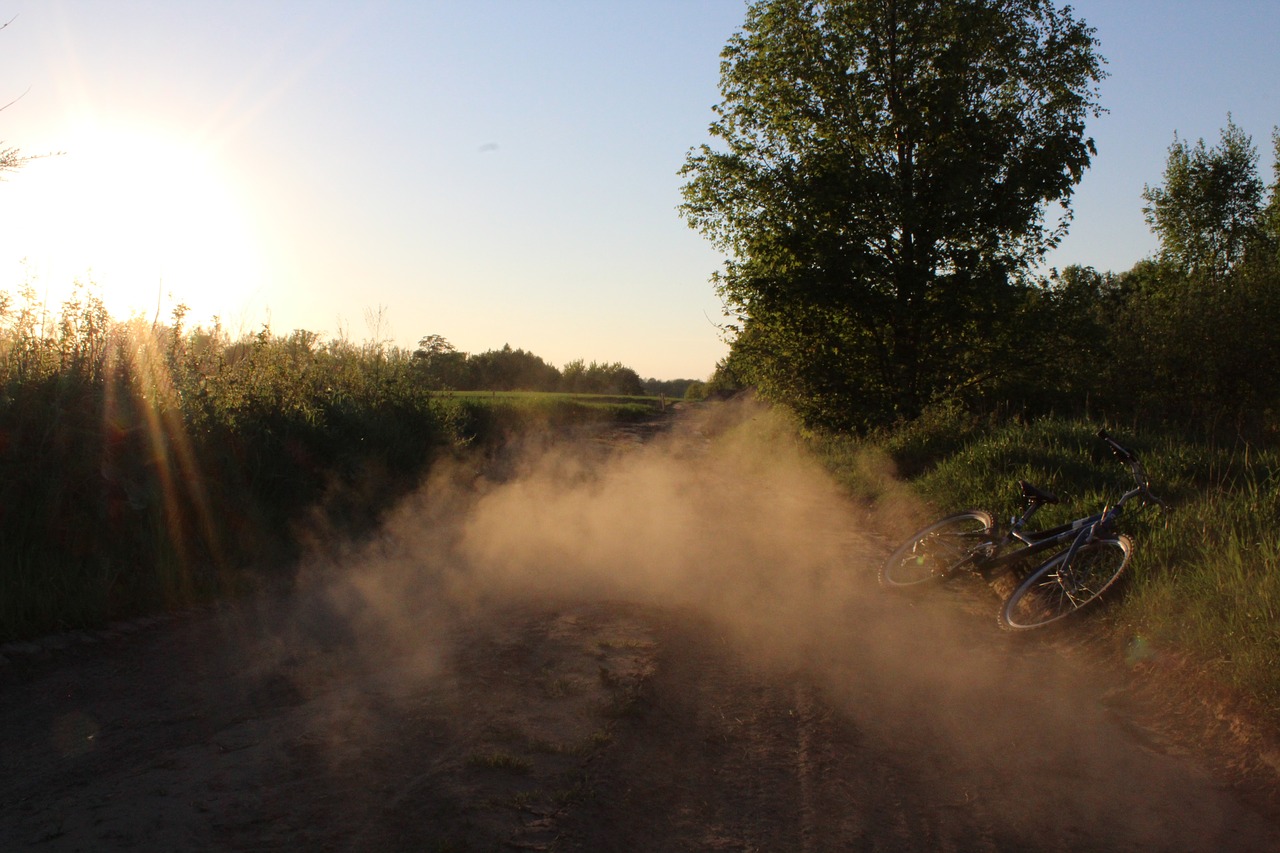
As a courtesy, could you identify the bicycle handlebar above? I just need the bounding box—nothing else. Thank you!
[1096,428,1136,463]
[1096,428,1167,512]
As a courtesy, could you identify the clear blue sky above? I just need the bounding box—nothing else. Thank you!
[1,1,1277,380]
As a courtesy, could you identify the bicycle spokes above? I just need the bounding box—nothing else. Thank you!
[880,511,994,588]
[999,537,1132,631]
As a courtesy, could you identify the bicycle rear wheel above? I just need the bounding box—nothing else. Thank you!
[880,511,994,588]
[999,535,1133,630]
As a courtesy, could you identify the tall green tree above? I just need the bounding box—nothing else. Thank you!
[1262,128,1280,259]
[1112,121,1280,426]
[1141,117,1266,278]
[412,334,471,390]
[468,344,560,392]
[560,360,644,396]
[680,0,1105,428]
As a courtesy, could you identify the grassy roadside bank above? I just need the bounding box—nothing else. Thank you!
[0,294,668,643]
[810,410,1280,729]
[0,386,663,644]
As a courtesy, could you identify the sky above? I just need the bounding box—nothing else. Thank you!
[0,1,1278,381]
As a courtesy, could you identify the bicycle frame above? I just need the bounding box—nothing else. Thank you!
[879,429,1167,627]
[968,508,1111,578]
[964,431,1161,579]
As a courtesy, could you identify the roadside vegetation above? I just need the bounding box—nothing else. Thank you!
[814,414,1280,717]
[0,286,670,642]
[681,1,1280,728]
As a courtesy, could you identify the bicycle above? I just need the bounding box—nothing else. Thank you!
[879,429,1166,630]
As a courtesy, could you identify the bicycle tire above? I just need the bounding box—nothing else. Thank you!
[998,534,1133,630]
[879,510,995,588]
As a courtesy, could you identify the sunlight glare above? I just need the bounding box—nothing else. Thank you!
[1,119,267,326]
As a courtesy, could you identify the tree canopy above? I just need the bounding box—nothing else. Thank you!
[409,337,660,396]
[681,0,1105,428]
[1141,118,1268,278]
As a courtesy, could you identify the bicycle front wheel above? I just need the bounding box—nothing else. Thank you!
[880,510,994,588]
[999,535,1133,630]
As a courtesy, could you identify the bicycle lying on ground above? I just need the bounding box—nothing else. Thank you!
[880,429,1167,630]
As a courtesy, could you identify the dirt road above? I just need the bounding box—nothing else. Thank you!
[3,404,1280,851]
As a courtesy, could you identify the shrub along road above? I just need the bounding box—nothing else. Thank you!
[2,407,1279,851]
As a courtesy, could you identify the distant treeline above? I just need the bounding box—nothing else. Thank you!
[411,335,706,400]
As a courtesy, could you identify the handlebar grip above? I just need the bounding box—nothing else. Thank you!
[1097,428,1136,463]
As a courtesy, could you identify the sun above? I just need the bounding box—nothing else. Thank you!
[1,118,268,326]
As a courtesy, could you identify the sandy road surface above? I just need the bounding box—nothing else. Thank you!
[3,590,1279,852]
[3,405,1280,851]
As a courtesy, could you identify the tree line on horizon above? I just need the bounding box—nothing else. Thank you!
[683,0,1280,436]
[410,334,706,400]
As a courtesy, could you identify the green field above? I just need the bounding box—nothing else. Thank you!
[445,389,669,416]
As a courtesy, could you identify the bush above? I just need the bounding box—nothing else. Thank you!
[0,290,460,639]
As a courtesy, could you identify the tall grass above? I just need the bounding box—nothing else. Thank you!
[815,414,1280,715]
[0,286,446,639]
[0,287,665,642]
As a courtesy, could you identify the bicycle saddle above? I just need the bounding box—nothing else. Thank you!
[1018,479,1059,505]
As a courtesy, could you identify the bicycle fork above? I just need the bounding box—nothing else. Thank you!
[1052,506,1120,596]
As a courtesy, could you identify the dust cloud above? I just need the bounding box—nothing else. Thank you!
[281,395,1049,736]
[7,399,1272,851]
[271,397,1267,850]
[297,398,887,666]
[283,396,1079,713]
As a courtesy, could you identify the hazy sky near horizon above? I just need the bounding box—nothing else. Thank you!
[1,1,1277,380]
